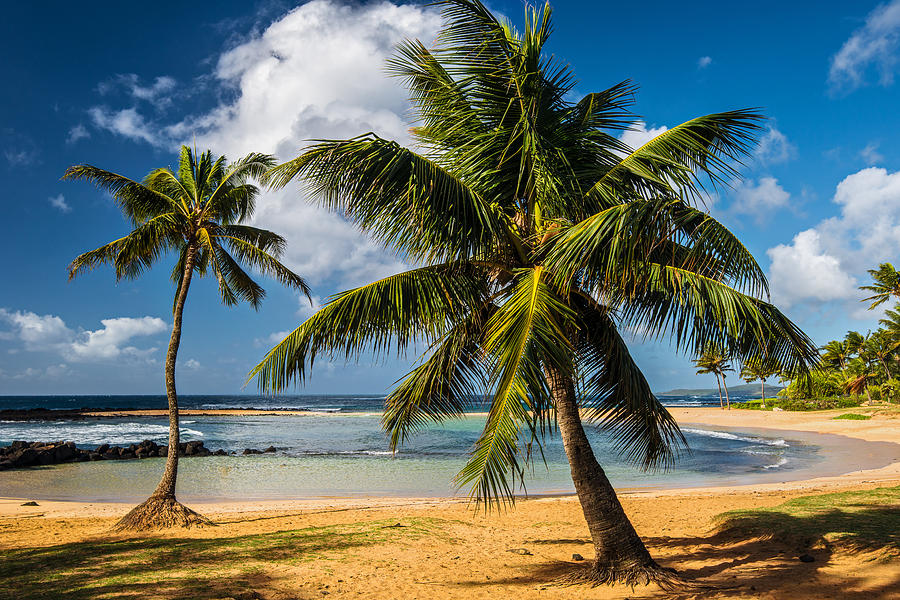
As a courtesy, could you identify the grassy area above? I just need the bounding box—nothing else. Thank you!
[0,517,443,600]
[715,486,900,560]
[832,413,872,420]
[734,396,865,411]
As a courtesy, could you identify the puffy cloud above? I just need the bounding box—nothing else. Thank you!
[68,316,167,361]
[48,193,71,213]
[98,74,177,106]
[66,124,90,144]
[730,177,791,224]
[0,309,167,361]
[767,230,857,307]
[754,125,795,165]
[85,0,442,286]
[619,121,668,151]
[183,359,201,370]
[697,56,712,69]
[829,0,900,93]
[766,167,900,311]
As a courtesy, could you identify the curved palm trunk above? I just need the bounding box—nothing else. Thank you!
[114,244,209,531]
[545,364,675,586]
[760,379,766,409]
[722,375,731,410]
[715,375,724,409]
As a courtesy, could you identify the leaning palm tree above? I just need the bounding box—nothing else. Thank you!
[740,357,777,408]
[693,347,733,409]
[820,339,851,371]
[861,263,900,309]
[250,0,816,585]
[66,146,309,530]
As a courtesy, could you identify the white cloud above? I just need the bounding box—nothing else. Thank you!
[697,56,712,69]
[297,294,323,320]
[0,309,167,361]
[98,74,177,106]
[66,124,90,144]
[89,107,164,147]
[767,230,858,308]
[68,316,167,361]
[85,1,442,287]
[730,177,791,224]
[766,167,900,311]
[183,358,201,370]
[755,125,795,165]
[860,141,884,165]
[829,0,900,93]
[619,121,668,151]
[48,193,71,213]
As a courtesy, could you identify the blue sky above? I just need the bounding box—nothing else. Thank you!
[2,0,900,395]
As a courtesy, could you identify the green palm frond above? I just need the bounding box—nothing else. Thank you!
[575,301,686,470]
[63,165,181,223]
[250,264,488,393]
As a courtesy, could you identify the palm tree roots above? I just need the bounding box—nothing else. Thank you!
[558,560,685,589]
[113,495,213,531]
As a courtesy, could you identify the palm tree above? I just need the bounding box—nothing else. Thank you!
[820,339,850,371]
[740,357,777,408]
[693,351,725,409]
[860,263,900,309]
[250,0,816,585]
[66,146,309,530]
[863,330,895,380]
[693,347,734,409]
[878,304,900,348]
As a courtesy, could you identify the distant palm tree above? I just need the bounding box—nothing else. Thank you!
[820,339,851,372]
[250,0,816,584]
[66,146,310,530]
[740,358,777,408]
[860,263,900,309]
[878,304,900,348]
[863,330,895,380]
[694,348,734,409]
[845,331,866,357]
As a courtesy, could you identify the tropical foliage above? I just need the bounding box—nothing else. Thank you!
[66,145,309,530]
[250,0,817,585]
[693,346,734,409]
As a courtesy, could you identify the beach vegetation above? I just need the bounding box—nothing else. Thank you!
[65,146,309,530]
[832,413,872,420]
[693,347,735,409]
[249,0,818,586]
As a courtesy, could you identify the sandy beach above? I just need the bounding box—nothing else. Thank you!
[1,407,898,599]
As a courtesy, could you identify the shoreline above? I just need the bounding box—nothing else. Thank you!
[2,406,898,516]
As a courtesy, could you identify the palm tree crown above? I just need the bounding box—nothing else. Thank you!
[250,0,817,583]
[860,263,900,309]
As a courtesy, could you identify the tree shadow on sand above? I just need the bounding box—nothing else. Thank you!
[0,518,432,600]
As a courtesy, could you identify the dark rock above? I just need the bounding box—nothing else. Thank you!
[119,451,135,459]
[263,446,277,453]
[89,452,102,461]
[96,444,109,454]
[102,451,119,460]
[54,443,77,462]
[135,448,151,459]
[10,441,29,452]
[11,448,39,467]
[799,553,815,563]
[36,449,55,465]
[20,501,39,506]
[243,448,262,455]
[213,449,227,456]
[571,553,584,561]
[159,446,168,457]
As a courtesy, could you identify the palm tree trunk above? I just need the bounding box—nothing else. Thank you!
[715,375,724,409]
[760,379,766,409]
[114,244,209,531]
[545,364,675,586]
[722,376,731,410]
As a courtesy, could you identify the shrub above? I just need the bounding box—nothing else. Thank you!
[832,413,872,420]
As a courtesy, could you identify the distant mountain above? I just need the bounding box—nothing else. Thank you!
[656,383,784,398]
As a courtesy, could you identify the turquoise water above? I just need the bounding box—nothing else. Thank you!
[0,414,824,502]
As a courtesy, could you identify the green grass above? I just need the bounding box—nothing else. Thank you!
[715,486,900,559]
[832,413,872,420]
[0,517,444,600]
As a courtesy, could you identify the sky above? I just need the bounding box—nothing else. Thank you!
[2,0,900,396]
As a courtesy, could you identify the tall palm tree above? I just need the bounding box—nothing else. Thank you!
[863,330,895,380]
[250,0,816,585]
[878,304,900,349]
[860,263,900,309]
[740,357,777,408]
[693,347,733,409]
[66,146,309,530]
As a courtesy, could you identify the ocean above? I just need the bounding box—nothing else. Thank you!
[0,393,824,502]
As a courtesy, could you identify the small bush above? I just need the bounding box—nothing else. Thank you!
[735,396,863,412]
[832,413,872,420]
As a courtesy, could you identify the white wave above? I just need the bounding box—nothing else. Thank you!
[762,457,788,469]
[182,420,196,424]
[683,428,788,447]
[0,421,205,446]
